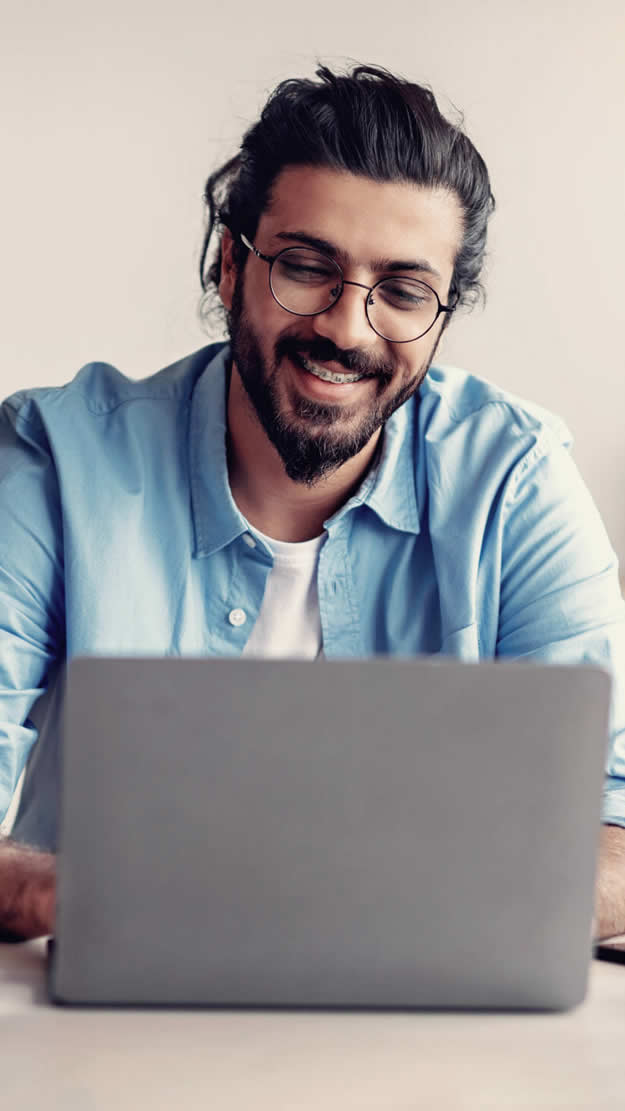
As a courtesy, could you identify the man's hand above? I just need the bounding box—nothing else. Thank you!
[594,823,625,940]
[0,839,56,941]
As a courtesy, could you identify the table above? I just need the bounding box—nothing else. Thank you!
[2,941,625,1109]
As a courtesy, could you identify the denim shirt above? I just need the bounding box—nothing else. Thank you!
[2,341,624,850]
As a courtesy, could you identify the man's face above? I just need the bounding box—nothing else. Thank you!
[220,166,463,485]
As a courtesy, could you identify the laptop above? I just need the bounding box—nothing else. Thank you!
[49,655,610,1010]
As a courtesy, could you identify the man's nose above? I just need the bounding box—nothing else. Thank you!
[310,281,376,352]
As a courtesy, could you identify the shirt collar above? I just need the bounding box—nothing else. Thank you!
[329,396,421,536]
[189,343,421,557]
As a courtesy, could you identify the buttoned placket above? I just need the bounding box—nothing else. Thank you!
[317,518,364,658]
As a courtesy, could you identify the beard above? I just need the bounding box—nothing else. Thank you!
[228,273,440,486]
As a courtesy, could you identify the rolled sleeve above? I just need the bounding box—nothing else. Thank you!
[0,400,64,821]
[495,431,625,825]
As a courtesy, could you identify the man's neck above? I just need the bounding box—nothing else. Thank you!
[226,366,381,543]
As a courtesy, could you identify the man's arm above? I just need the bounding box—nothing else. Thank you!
[595,824,625,940]
[0,400,65,941]
[0,839,55,941]
[491,427,625,941]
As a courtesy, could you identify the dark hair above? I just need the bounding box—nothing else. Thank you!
[199,63,495,325]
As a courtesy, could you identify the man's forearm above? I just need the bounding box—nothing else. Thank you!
[0,839,56,941]
[594,823,625,940]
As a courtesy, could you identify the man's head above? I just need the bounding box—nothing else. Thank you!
[200,64,495,485]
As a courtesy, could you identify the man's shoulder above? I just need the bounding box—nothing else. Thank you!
[420,364,572,452]
[2,343,227,426]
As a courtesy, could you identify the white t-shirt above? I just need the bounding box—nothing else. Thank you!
[242,527,326,659]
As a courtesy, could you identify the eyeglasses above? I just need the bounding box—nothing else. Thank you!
[240,232,456,344]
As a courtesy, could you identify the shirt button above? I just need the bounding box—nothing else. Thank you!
[228,608,247,627]
[242,533,256,549]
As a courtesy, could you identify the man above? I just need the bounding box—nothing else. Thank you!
[1,64,624,941]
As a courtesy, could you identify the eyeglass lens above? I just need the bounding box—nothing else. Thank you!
[270,247,439,342]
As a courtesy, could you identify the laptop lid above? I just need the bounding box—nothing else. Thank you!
[51,656,610,1009]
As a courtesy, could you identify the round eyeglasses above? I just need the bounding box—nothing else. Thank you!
[240,232,456,344]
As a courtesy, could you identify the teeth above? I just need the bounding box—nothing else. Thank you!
[299,356,364,384]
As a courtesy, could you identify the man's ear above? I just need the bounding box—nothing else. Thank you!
[218,227,237,311]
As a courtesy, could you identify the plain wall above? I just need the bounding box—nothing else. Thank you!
[2,0,624,556]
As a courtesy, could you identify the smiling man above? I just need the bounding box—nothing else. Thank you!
[223,167,462,537]
[226,168,459,472]
[1,64,625,940]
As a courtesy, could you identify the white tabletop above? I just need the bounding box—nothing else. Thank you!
[2,941,625,1109]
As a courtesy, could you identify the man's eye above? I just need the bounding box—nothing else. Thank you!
[279,261,334,281]
[378,280,434,310]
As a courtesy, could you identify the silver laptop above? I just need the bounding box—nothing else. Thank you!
[50,655,610,1010]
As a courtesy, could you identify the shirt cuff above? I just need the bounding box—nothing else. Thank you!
[601,778,625,827]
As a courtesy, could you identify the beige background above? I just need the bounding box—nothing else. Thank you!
[2,0,624,555]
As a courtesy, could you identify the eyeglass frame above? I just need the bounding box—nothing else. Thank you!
[239,231,457,344]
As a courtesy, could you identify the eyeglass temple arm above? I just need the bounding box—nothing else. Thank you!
[240,232,273,263]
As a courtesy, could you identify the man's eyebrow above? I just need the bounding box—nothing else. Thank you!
[273,230,442,280]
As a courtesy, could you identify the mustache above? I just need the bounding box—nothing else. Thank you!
[276,336,394,381]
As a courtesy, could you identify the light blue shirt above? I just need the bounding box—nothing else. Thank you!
[2,342,625,849]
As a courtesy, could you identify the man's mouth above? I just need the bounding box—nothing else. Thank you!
[296,354,366,385]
